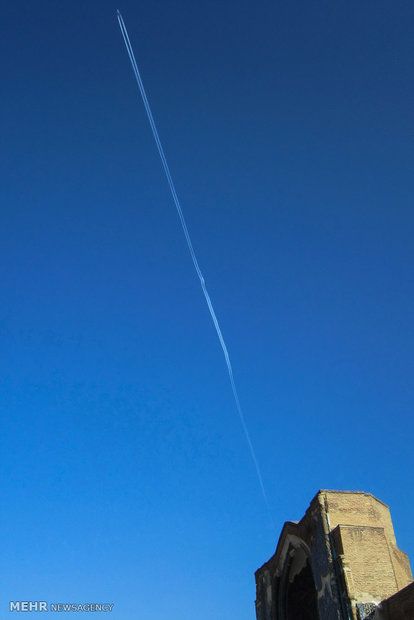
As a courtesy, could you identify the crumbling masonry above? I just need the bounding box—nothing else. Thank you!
[255,490,414,620]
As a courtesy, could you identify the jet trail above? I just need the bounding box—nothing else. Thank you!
[117,11,273,523]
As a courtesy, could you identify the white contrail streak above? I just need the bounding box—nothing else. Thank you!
[117,11,273,522]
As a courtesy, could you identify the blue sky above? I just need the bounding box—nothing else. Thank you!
[1,1,413,618]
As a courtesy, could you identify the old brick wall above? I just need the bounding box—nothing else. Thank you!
[322,491,413,600]
[255,490,413,620]
[332,525,397,602]
[371,582,414,619]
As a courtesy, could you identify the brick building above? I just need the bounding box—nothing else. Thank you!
[255,490,414,619]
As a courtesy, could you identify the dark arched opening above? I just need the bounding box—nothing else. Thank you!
[285,557,319,620]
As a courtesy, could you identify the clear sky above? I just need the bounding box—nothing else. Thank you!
[2,1,413,618]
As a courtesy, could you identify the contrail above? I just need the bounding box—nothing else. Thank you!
[117,11,273,523]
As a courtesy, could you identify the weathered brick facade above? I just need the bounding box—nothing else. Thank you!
[255,490,413,620]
